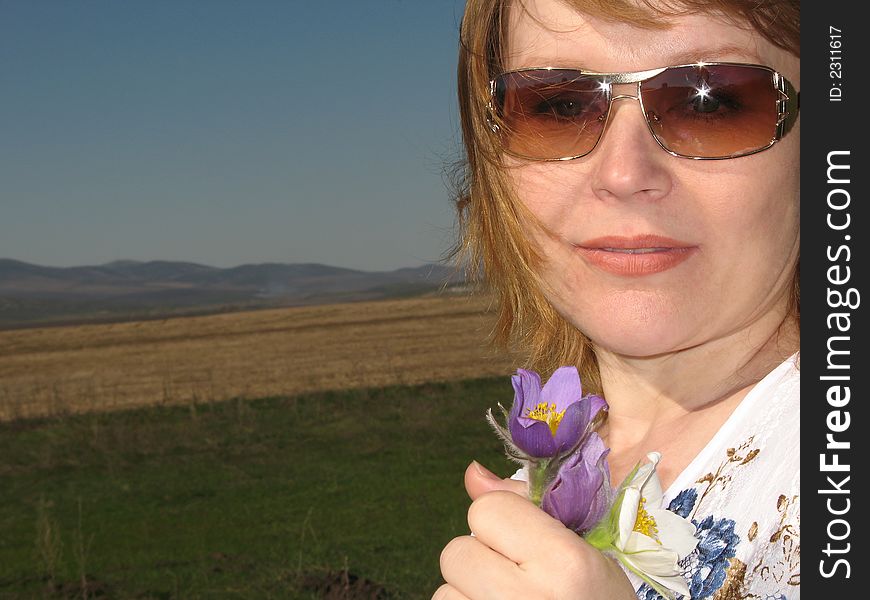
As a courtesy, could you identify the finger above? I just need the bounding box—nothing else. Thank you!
[464,461,528,501]
[432,583,470,600]
[467,490,581,566]
[440,535,523,600]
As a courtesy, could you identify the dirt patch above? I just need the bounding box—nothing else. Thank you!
[300,568,393,599]
[0,294,517,421]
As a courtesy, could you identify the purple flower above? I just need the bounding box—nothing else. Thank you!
[508,367,606,458]
[541,432,612,534]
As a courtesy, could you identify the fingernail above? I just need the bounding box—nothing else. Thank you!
[472,460,501,481]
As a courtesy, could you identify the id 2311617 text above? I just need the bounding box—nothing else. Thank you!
[829,26,843,101]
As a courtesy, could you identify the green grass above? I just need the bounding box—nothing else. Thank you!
[0,378,515,599]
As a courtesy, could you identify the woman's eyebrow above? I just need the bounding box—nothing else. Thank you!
[509,45,764,72]
[665,45,762,65]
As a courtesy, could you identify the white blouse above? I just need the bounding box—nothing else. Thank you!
[634,353,800,600]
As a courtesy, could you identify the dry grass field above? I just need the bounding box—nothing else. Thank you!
[0,292,518,421]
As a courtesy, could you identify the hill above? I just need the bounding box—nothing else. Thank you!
[0,258,464,328]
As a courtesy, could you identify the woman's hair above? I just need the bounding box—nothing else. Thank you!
[451,0,800,393]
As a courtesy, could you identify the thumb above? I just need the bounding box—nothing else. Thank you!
[464,461,528,501]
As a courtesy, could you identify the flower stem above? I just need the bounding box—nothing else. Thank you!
[527,460,552,506]
[582,521,612,551]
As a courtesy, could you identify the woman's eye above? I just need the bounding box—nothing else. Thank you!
[537,96,586,118]
[691,94,721,113]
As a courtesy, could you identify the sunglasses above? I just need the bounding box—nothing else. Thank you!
[488,62,799,161]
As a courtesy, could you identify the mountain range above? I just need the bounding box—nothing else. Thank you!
[0,258,466,328]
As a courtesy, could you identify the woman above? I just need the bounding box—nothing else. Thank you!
[436,0,800,598]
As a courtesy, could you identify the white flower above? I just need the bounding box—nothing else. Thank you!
[585,452,698,599]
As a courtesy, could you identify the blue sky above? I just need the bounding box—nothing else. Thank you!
[0,0,468,271]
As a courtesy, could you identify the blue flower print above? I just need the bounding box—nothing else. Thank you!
[687,516,740,598]
[668,488,698,518]
[636,584,670,600]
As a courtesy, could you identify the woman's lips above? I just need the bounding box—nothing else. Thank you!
[573,235,697,276]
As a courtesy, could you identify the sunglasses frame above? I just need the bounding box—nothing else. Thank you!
[487,62,800,161]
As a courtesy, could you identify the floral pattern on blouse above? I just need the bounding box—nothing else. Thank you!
[635,435,800,600]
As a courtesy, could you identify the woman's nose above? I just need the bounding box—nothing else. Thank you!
[589,96,673,203]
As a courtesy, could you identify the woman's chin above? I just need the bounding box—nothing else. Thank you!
[568,310,700,359]
[589,329,690,358]
[549,291,697,356]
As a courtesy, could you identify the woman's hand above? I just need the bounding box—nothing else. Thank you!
[433,462,638,600]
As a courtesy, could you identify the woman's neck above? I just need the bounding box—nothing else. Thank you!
[595,312,799,449]
[594,313,797,490]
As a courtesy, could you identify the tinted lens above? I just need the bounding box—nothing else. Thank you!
[492,69,609,159]
[640,64,779,158]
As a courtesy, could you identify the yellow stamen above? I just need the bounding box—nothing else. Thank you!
[633,497,661,543]
[525,402,566,436]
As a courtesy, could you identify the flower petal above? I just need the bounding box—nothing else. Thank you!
[638,452,661,482]
[508,418,557,457]
[643,572,691,599]
[617,487,641,548]
[649,509,699,558]
[623,456,656,493]
[623,531,677,559]
[577,435,612,532]
[639,453,664,504]
[552,398,589,452]
[540,366,583,412]
[619,539,689,597]
[553,393,608,455]
[542,465,595,530]
[509,369,541,423]
[584,393,608,422]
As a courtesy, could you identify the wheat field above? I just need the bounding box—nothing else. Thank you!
[0,293,518,421]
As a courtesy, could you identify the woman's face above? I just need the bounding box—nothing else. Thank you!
[504,0,800,357]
